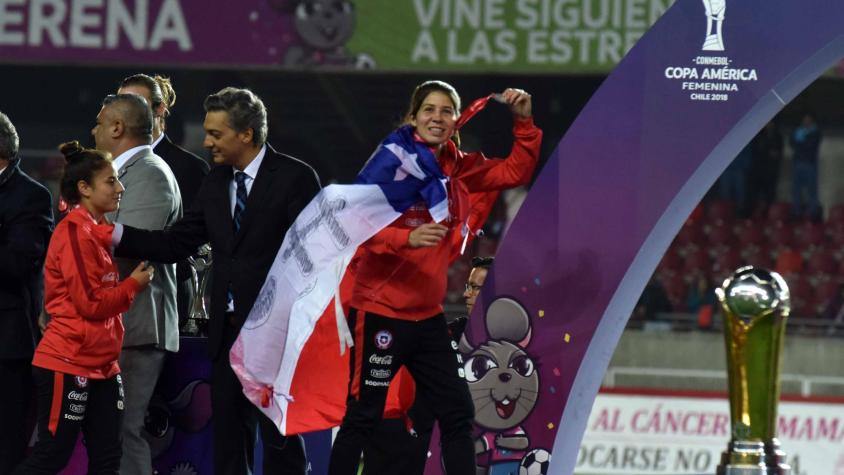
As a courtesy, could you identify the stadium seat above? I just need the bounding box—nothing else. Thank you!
[712,249,742,276]
[707,223,734,247]
[736,222,765,246]
[661,277,688,311]
[741,244,773,270]
[767,224,793,250]
[676,222,705,246]
[806,250,837,276]
[786,275,813,317]
[815,280,841,304]
[795,222,826,250]
[767,202,792,224]
[683,249,711,276]
[828,204,844,224]
[707,200,735,225]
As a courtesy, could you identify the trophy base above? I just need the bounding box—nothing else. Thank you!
[716,440,790,475]
[181,317,209,337]
[702,34,725,51]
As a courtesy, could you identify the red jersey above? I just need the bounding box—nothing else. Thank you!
[350,116,542,320]
[34,206,140,379]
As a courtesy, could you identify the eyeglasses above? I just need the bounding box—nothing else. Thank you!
[465,283,483,293]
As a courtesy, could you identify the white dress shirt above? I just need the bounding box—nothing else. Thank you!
[226,145,265,311]
[109,145,151,247]
[229,145,266,216]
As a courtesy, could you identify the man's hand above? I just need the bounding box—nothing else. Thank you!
[38,311,50,334]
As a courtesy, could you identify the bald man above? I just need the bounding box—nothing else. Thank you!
[92,93,182,475]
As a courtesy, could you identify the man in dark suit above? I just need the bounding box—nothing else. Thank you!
[118,74,210,326]
[0,111,53,474]
[112,87,320,475]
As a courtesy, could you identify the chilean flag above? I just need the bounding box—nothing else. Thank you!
[230,96,497,434]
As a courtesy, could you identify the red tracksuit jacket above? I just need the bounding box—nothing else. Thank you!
[33,206,140,379]
[350,116,543,321]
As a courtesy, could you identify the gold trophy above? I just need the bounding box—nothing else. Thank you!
[715,266,790,475]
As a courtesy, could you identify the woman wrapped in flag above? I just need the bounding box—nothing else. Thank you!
[13,142,153,475]
[328,80,542,474]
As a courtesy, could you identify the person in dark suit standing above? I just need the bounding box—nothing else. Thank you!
[118,74,210,327]
[0,111,54,474]
[112,87,320,475]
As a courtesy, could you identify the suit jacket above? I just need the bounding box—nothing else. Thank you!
[154,134,209,210]
[107,147,182,352]
[0,162,53,359]
[154,134,211,322]
[116,145,321,360]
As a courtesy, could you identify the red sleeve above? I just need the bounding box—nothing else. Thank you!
[61,222,141,320]
[447,190,500,264]
[362,221,412,255]
[458,116,542,192]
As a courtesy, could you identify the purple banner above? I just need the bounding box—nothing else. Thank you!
[460,1,844,474]
[0,0,297,66]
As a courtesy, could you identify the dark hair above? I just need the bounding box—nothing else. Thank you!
[204,87,268,146]
[102,93,154,142]
[58,141,112,205]
[0,111,19,162]
[119,73,176,118]
[403,80,462,145]
[471,256,494,269]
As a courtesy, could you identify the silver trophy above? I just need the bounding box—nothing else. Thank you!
[183,243,212,336]
[702,0,726,51]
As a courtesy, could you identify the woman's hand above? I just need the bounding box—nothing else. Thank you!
[501,88,532,118]
[130,261,155,288]
[408,223,448,248]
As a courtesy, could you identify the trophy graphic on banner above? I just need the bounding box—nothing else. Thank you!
[183,243,212,336]
[715,266,790,475]
[702,0,726,51]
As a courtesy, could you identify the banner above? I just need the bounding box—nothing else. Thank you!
[578,391,844,475]
[457,1,844,474]
[347,0,673,73]
[0,0,673,72]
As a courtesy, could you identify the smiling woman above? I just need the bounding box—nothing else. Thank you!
[328,79,542,475]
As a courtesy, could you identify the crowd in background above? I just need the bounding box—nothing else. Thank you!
[635,113,844,335]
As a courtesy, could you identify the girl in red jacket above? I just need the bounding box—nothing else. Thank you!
[14,141,153,475]
[329,81,542,475]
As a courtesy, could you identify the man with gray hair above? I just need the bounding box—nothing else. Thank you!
[111,87,321,475]
[92,93,182,475]
[0,111,53,473]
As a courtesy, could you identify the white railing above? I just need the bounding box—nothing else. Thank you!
[603,366,844,397]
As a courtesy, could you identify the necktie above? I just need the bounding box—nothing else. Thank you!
[233,171,248,232]
[228,171,248,309]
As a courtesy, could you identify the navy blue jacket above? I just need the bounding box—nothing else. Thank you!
[0,161,53,359]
